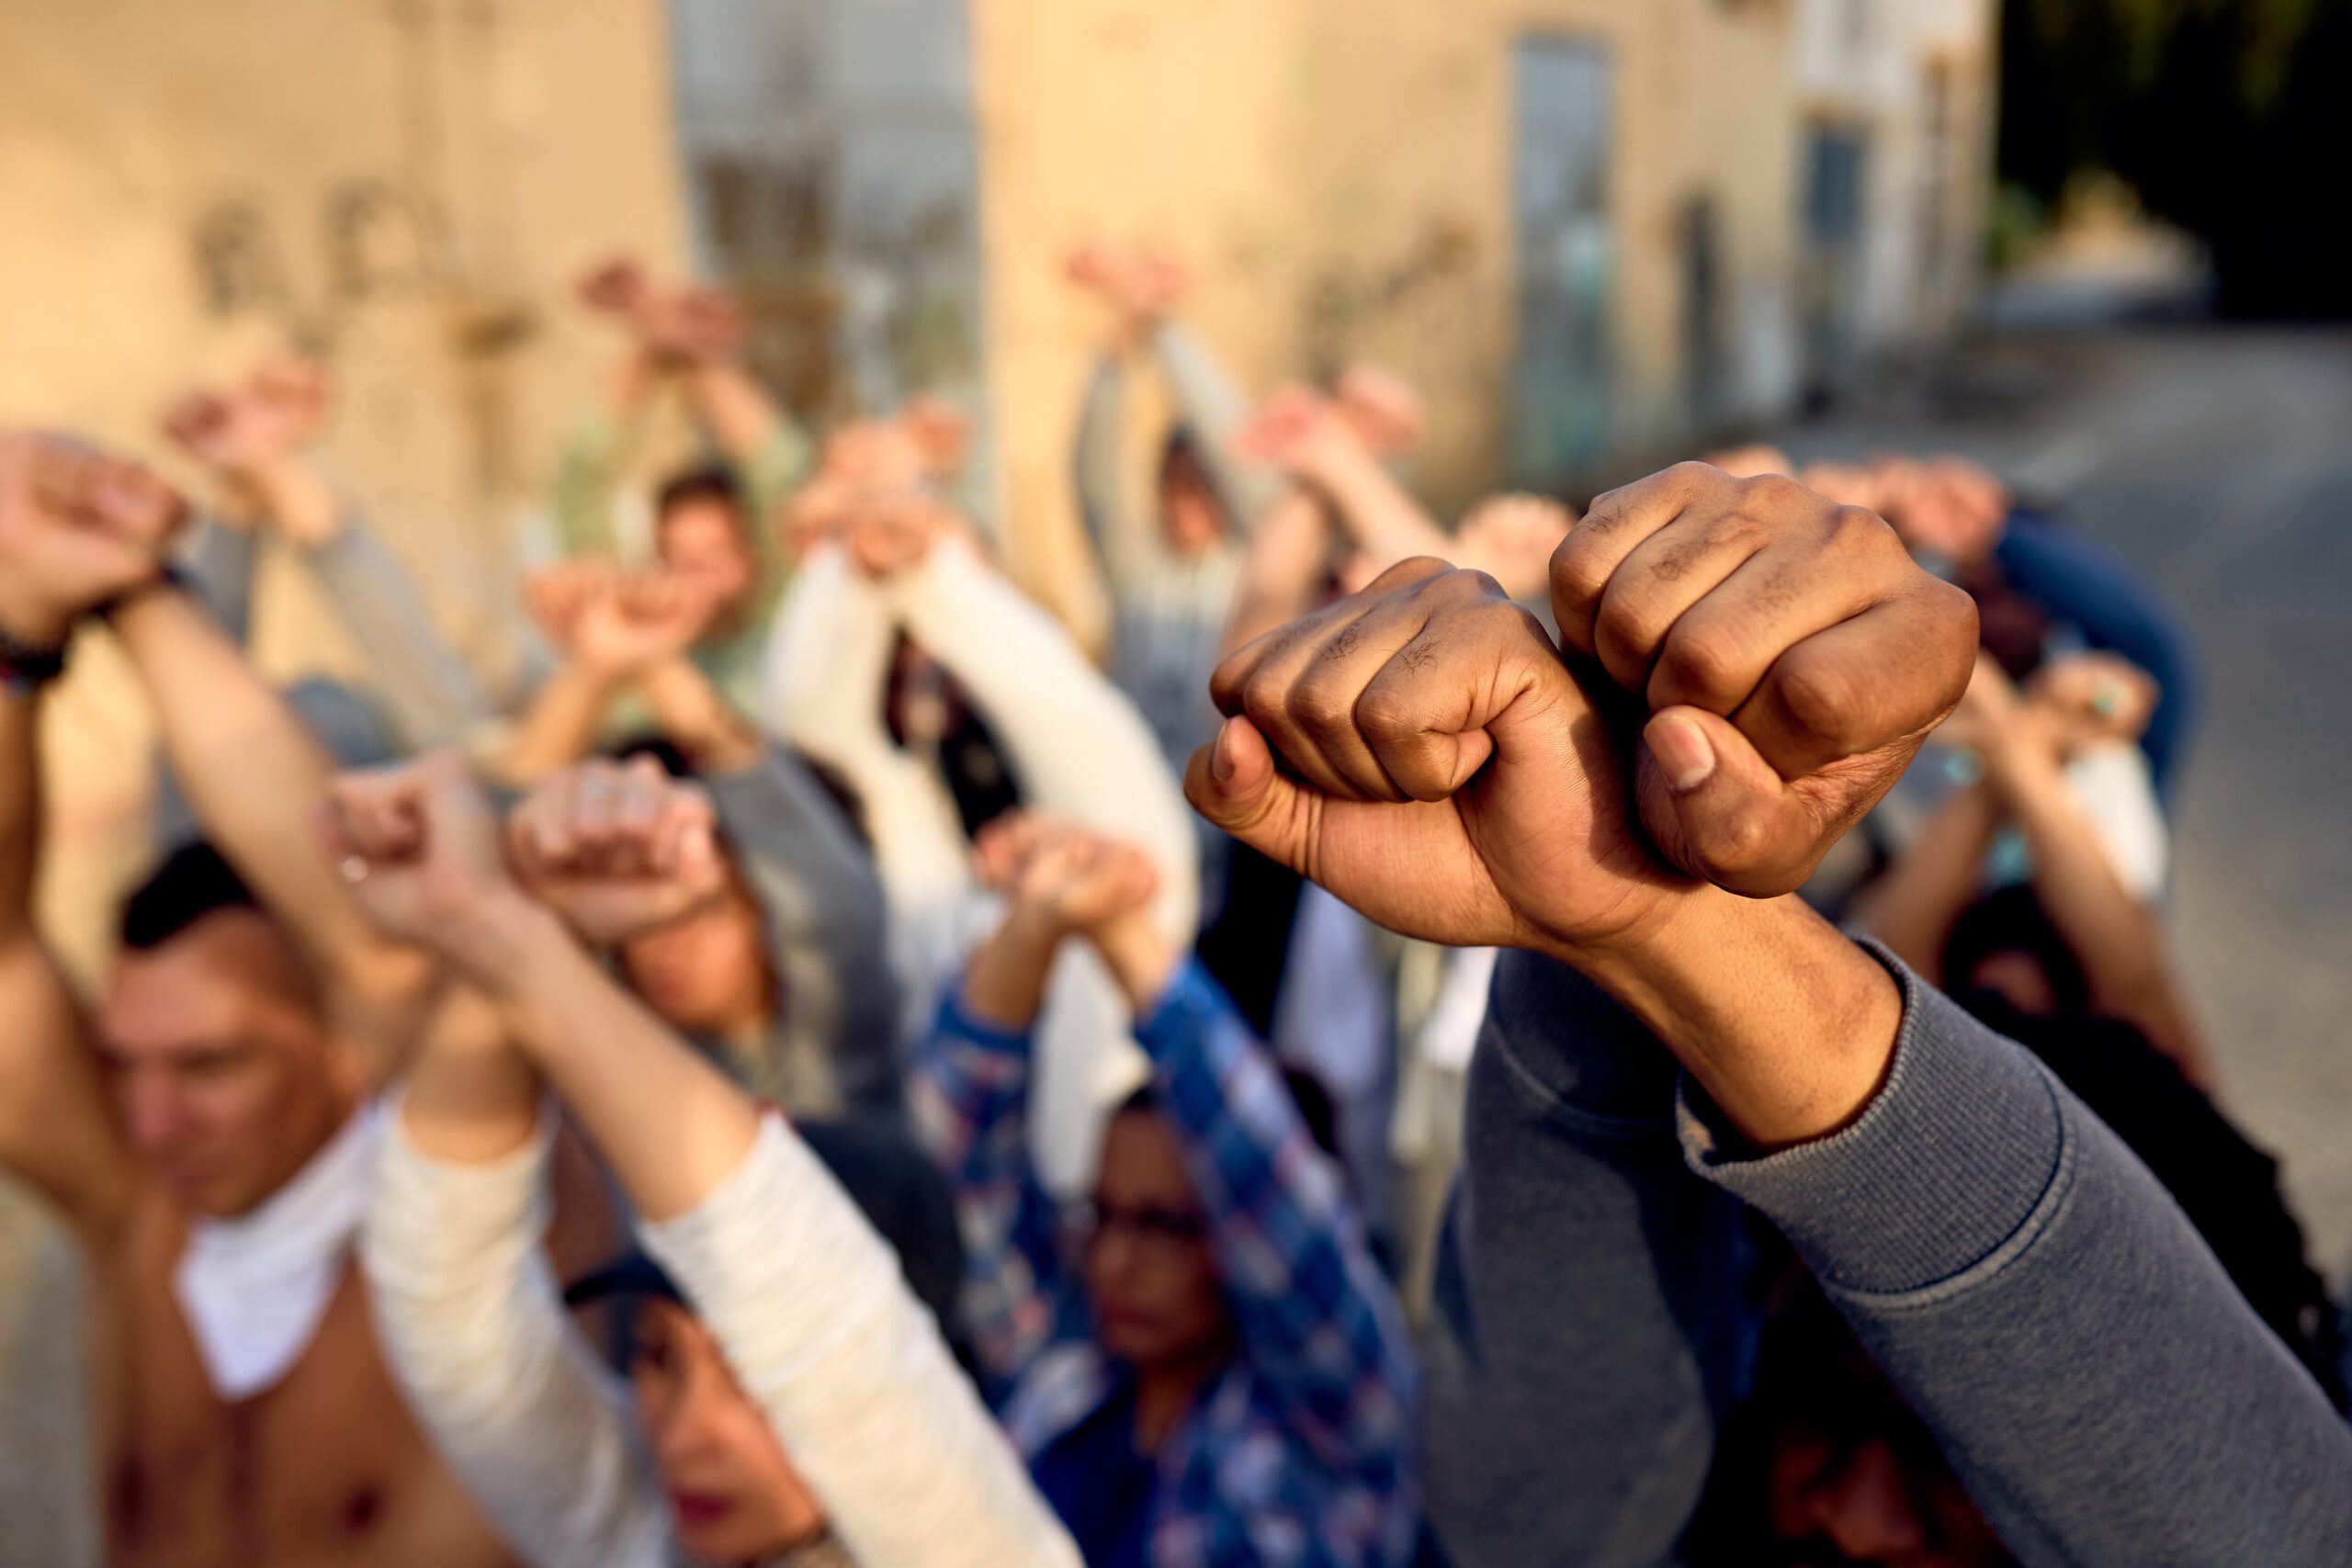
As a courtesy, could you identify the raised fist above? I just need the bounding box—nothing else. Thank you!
[507,756,729,949]
[672,285,748,364]
[0,433,187,642]
[163,358,334,478]
[1549,462,1977,896]
[975,812,1160,935]
[526,561,713,673]
[577,254,651,317]
[1872,455,2011,569]
[1334,365,1426,457]
[1233,385,1363,479]
[319,751,510,954]
[2025,650,2157,755]
[1456,491,1575,603]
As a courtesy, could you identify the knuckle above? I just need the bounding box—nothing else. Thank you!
[1289,673,1357,738]
[1593,585,1674,669]
[1548,538,1613,614]
[1353,683,1421,747]
[1774,652,1869,750]
[1654,625,1749,709]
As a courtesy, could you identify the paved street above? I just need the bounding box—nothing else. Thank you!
[1789,321,2352,1281]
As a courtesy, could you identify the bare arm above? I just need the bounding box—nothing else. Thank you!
[0,684,139,1239]
[1849,778,2003,984]
[1216,488,1336,661]
[109,586,433,1029]
[639,654,761,773]
[1985,720,2212,1082]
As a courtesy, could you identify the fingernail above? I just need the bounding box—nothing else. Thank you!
[1654,716,1716,792]
[1212,720,1239,784]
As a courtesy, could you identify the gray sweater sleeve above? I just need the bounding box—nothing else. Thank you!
[1075,353,1153,592]
[301,515,492,753]
[706,750,902,1116]
[1150,320,1286,536]
[178,517,261,644]
[1681,944,2352,1565]
[1421,949,1752,1568]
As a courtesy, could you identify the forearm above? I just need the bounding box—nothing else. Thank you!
[243,455,344,549]
[639,657,760,772]
[1994,744,2205,1072]
[1683,952,2352,1563]
[1074,355,1146,580]
[497,661,627,785]
[1087,912,1182,1018]
[176,517,260,643]
[1150,320,1287,533]
[302,513,493,753]
[1567,889,1903,1151]
[1218,489,1336,660]
[110,585,424,1003]
[1304,446,1449,570]
[1849,779,2002,981]
[0,689,37,943]
[460,893,761,1223]
[958,909,1069,1031]
[683,361,790,467]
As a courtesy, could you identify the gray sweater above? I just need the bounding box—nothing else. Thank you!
[1422,942,2352,1566]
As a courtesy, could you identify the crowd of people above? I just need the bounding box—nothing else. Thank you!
[0,240,2345,1568]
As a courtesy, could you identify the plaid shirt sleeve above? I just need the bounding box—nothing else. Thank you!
[907,987,1074,1396]
[1136,959,1418,1481]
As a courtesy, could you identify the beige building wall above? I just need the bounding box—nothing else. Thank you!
[968,0,1810,612]
[0,0,693,976]
[0,9,687,1549]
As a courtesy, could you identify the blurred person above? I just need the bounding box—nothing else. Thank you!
[910,814,1417,1568]
[548,255,812,722]
[331,753,1081,1568]
[1856,652,2208,1084]
[0,434,525,1565]
[1067,243,1429,770]
[163,357,492,757]
[1180,460,2352,1564]
[1804,451,2199,799]
[763,492,1198,1196]
[503,558,901,1114]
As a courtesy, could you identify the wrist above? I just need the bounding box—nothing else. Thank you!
[1088,912,1179,1014]
[437,886,573,995]
[0,581,73,649]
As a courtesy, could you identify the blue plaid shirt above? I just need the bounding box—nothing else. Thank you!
[910,959,1419,1567]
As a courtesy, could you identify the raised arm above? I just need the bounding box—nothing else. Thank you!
[1235,386,1450,574]
[1184,461,2352,1562]
[550,255,675,563]
[497,563,710,784]
[0,434,163,1238]
[325,754,1083,1568]
[168,362,492,752]
[360,986,666,1568]
[885,533,1199,942]
[1148,319,1288,536]
[1083,855,1417,1489]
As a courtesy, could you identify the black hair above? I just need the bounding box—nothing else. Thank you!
[119,841,262,952]
[1940,885,2090,1016]
[605,733,697,779]
[1962,992,2349,1412]
[1115,1064,1344,1169]
[653,462,745,526]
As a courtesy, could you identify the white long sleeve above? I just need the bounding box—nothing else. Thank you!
[765,544,976,1034]
[640,1115,1081,1568]
[362,1108,669,1568]
[884,537,1200,943]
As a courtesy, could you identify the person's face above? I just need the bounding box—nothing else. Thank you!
[1084,1109,1231,1368]
[98,911,351,1217]
[617,885,769,1038]
[1965,949,2060,1018]
[631,1299,827,1562]
[1763,1422,2010,1568]
[658,499,757,621]
[1159,450,1227,558]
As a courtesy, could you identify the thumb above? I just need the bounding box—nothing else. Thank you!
[1183,716,1317,874]
[1635,706,1826,898]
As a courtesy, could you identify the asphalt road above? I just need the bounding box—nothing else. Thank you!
[1788,320,2352,1283]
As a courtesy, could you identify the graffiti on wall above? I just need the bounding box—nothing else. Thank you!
[1302,212,1480,380]
[189,177,455,353]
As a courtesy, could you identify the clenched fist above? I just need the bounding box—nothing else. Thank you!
[1184,462,1977,961]
[507,757,729,949]
[0,433,187,643]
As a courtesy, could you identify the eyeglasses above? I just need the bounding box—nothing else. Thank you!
[1064,1198,1207,1259]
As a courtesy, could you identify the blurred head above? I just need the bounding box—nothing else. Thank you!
[1736,1283,2013,1568]
[1085,1090,1233,1371]
[629,1297,828,1562]
[99,844,352,1217]
[654,466,758,626]
[606,741,775,1039]
[1158,430,1228,558]
[1941,886,2088,1020]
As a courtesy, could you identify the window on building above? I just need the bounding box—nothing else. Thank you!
[1510,36,1615,481]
